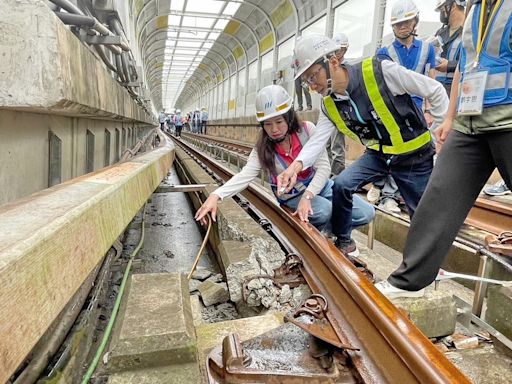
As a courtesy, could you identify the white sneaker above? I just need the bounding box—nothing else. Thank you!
[367,185,381,203]
[483,180,511,196]
[378,198,401,214]
[375,281,425,299]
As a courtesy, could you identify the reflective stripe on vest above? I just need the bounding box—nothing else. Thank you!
[460,1,512,106]
[323,58,431,155]
[436,35,463,83]
[387,39,430,74]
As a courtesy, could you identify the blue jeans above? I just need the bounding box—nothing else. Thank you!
[284,179,375,231]
[332,149,433,240]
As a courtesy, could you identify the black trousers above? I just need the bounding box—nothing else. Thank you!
[389,129,512,290]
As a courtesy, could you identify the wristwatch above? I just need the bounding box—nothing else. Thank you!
[303,192,313,200]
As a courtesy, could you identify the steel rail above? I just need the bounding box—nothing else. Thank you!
[183,132,512,237]
[466,197,512,235]
[181,132,253,155]
[172,136,470,384]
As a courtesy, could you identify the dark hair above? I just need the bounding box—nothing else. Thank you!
[256,109,303,176]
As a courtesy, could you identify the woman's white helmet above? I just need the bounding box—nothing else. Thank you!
[255,85,293,122]
[390,0,419,25]
[292,34,339,80]
[332,33,349,48]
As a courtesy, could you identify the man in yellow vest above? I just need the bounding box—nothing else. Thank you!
[279,34,448,269]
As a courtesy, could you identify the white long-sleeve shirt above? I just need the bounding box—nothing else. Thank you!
[296,59,449,169]
[212,121,331,200]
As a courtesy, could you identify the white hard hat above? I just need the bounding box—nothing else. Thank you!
[255,85,293,122]
[176,109,181,113]
[292,34,339,80]
[435,0,466,11]
[332,33,349,48]
[390,0,419,25]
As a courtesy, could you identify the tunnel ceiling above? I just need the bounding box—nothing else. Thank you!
[135,0,326,111]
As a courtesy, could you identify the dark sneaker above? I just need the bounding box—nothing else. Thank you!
[334,238,359,258]
[297,106,303,111]
[334,238,375,281]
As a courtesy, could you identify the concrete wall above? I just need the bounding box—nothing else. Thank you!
[0,1,157,204]
[0,109,153,205]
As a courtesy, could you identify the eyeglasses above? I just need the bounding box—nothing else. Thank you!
[301,66,323,86]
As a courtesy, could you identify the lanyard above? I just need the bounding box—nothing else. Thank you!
[475,0,503,67]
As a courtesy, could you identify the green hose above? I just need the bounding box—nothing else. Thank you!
[81,205,146,383]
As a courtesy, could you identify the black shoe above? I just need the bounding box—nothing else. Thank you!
[334,238,359,258]
[334,238,375,282]
[297,106,303,111]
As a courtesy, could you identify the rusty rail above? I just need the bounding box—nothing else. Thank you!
[185,132,512,237]
[181,132,253,155]
[467,197,512,235]
[172,136,470,384]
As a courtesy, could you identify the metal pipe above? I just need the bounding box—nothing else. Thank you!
[115,54,126,83]
[367,220,375,250]
[108,17,131,52]
[54,12,122,55]
[49,0,84,15]
[472,253,490,316]
[94,45,117,72]
[54,11,95,27]
[121,52,131,83]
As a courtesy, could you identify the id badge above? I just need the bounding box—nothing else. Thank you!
[458,69,488,116]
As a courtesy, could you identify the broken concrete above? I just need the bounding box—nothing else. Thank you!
[221,238,285,305]
[198,280,229,307]
[108,273,196,372]
[191,267,213,281]
[188,279,202,293]
[446,345,512,384]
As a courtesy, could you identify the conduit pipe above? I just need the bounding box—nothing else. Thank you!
[54,12,123,55]
[94,45,118,72]
[108,17,131,52]
[50,0,128,52]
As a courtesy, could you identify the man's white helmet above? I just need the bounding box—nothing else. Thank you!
[332,33,349,48]
[390,0,419,25]
[255,85,293,122]
[292,34,339,80]
[435,0,466,11]
[176,109,181,114]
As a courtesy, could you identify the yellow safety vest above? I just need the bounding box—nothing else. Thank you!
[323,58,432,155]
